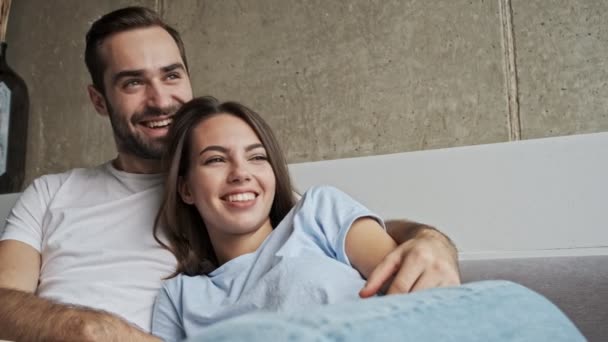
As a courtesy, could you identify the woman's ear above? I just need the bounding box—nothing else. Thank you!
[178,176,195,205]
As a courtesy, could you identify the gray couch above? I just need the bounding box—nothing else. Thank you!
[461,256,607,340]
[1,192,606,340]
[3,133,608,340]
[287,132,608,341]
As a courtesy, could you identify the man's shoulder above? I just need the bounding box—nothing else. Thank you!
[30,162,111,191]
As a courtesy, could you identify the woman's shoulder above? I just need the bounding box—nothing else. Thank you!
[301,185,348,200]
[160,273,212,297]
[299,185,360,208]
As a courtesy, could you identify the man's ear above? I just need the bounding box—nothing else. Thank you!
[178,176,195,205]
[87,84,109,117]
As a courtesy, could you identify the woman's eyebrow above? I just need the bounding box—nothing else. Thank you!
[199,145,227,155]
[199,143,263,155]
[245,143,264,152]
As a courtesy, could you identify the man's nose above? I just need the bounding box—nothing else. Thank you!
[146,82,172,109]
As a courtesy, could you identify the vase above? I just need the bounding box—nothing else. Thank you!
[0,41,29,193]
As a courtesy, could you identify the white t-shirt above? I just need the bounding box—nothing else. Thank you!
[1,162,177,331]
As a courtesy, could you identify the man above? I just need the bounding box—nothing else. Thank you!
[0,6,459,341]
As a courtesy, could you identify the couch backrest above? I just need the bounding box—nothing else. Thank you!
[289,132,608,260]
[3,132,608,259]
[0,192,19,237]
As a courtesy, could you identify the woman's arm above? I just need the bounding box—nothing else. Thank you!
[345,218,397,285]
[300,186,459,297]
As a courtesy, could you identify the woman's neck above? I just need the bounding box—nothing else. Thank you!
[210,218,274,265]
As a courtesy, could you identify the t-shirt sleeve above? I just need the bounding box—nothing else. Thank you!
[1,176,57,252]
[151,283,186,342]
[291,185,385,266]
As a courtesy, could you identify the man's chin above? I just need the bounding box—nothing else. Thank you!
[119,144,166,160]
[139,136,169,158]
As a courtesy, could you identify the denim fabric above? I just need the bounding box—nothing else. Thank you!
[184,280,585,342]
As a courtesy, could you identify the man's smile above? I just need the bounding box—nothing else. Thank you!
[142,117,173,129]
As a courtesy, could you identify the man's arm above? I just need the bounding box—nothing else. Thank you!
[359,219,461,297]
[0,240,159,342]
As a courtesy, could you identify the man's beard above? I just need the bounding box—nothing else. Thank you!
[106,101,180,160]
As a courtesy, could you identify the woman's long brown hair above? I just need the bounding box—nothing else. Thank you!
[154,96,296,277]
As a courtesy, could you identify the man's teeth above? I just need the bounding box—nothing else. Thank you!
[145,118,173,128]
[226,192,256,202]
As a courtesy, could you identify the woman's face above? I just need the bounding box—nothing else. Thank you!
[180,113,276,243]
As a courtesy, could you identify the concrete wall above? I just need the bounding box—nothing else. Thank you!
[6,0,608,187]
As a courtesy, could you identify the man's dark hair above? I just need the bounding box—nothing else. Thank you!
[84,6,189,94]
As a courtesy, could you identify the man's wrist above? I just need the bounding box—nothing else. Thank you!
[385,220,459,262]
[385,219,438,243]
[416,226,458,260]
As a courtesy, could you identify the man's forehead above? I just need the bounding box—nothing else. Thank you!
[99,26,183,77]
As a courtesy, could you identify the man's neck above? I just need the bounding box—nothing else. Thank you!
[112,153,163,174]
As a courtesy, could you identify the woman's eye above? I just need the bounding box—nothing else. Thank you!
[204,157,224,165]
[251,155,268,161]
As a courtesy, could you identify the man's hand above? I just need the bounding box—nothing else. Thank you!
[359,221,460,297]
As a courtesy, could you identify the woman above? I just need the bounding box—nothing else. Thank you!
[150,97,583,342]
[151,96,398,340]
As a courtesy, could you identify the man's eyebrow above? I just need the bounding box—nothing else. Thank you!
[111,63,186,86]
[199,143,264,155]
[112,69,144,85]
[161,63,186,73]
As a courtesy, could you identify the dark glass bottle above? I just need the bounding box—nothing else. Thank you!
[0,42,28,193]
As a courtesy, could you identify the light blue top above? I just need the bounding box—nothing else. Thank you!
[151,185,383,341]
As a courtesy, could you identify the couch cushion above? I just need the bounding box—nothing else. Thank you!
[461,255,608,341]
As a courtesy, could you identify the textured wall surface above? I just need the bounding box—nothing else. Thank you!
[5,0,608,187]
[7,0,155,186]
[164,0,508,163]
[512,1,608,138]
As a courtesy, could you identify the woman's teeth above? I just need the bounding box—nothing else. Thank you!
[226,192,256,202]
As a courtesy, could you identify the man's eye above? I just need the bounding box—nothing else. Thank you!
[123,79,142,88]
[166,72,181,80]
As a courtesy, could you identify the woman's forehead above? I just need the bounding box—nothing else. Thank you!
[192,114,262,149]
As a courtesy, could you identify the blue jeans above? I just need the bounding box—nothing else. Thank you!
[185,280,584,341]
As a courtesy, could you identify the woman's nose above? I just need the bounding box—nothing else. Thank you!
[228,163,251,183]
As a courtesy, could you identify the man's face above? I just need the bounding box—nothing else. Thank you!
[97,26,193,159]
